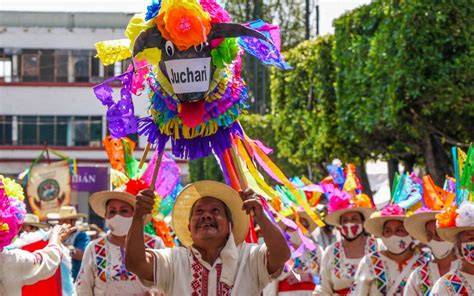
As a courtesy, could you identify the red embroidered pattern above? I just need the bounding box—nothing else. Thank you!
[190,257,233,296]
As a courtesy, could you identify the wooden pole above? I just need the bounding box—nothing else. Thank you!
[138,142,151,169]
[150,150,164,191]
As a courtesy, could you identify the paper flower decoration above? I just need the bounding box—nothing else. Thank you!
[211,38,239,68]
[0,176,27,250]
[155,1,211,51]
[456,202,474,227]
[125,179,150,196]
[200,0,231,23]
[436,206,458,228]
[327,189,351,213]
[352,194,372,209]
[381,204,405,216]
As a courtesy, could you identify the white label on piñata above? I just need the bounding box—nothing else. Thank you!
[165,58,211,94]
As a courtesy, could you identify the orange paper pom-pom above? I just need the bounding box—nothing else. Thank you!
[155,3,211,51]
[435,206,458,228]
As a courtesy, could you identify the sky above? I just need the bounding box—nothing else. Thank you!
[0,0,371,35]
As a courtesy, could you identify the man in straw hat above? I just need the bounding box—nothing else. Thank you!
[76,184,164,295]
[431,201,474,294]
[352,204,431,295]
[47,206,90,280]
[125,180,290,295]
[20,213,49,234]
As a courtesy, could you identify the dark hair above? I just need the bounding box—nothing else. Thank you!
[189,197,233,225]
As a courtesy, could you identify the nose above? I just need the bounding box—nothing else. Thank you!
[199,211,212,221]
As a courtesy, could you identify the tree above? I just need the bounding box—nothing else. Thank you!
[333,0,474,184]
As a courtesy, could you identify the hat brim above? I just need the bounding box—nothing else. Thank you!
[404,211,439,244]
[283,211,319,233]
[364,214,406,238]
[24,222,49,229]
[437,226,474,244]
[89,191,152,224]
[171,180,249,247]
[46,213,86,220]
[325,208,375,227]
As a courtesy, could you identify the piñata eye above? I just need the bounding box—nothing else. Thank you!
[194,42,206,53]
[165,41,175,56]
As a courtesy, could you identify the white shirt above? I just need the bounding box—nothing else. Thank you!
[76,234,164,296]
[277,244,323,296]
[431,269,474,295]
[144,243,276,295]
[404,260,460,295]
[319,237,377,295]
[352,250,430,296]
[0,244,62,296]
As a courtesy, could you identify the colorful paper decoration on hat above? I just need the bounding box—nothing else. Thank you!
[421,175,455,210]
[0,176,27,250]
[391,172,422,210]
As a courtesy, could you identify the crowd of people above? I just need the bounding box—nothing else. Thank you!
[1,173,474,296]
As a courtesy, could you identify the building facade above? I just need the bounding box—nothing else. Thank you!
[0,11,189,220]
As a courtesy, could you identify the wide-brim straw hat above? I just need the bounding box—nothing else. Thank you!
[23,213,49,229]
[325,207,375,227]
[437,226,474,244]
[404,211,439,244]
[171,180,249,247]
[89,191,152,224]
[364,212,406,238]
[282,209,319,233]
[46,206,86,220]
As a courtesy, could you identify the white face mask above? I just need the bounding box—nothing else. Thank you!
[105,215,133,237]
[427,240,454,259]
[340,223,363,240]
[382,235,413,254]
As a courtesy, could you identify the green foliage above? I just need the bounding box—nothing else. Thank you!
[270,0,473,184]
[188,156,224,183]
[270,35,365,180]
[332,0,473,182]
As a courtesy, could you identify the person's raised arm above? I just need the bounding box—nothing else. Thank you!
[240,189,290,275]
[125,189,155,281]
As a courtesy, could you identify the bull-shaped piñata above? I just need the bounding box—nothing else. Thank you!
[94,0,324,240]
[94,0,290,160]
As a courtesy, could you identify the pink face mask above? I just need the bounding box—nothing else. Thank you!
[340,223,363,240]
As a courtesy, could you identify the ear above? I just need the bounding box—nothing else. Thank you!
[209,23,272,44]
[132,26,164,57]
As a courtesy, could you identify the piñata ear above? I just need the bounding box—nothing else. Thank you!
[209,23,272,43]
[132,26,164,57]
[237,20,292,70]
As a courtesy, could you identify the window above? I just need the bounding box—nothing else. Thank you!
[1,47,127,84]
[73,116,103,147]
[0,116,13,145]
[15,116,103,147]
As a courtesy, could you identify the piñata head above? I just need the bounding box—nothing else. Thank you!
[94,0,290,159]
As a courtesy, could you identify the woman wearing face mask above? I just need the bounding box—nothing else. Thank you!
[318,192,375,295]
[75,185,165,296]
[431,201,474,295]
[352,204,431,295]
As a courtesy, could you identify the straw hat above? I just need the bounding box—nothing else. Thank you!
[171,180,249,247]
[23,213,49,229]
[281,208,319,233]
[404,211,439,244]
[326,207,375,227]
[89,190,152,224]
[436,202,474,244]
[364,205,406,238]
[46,206,86,220]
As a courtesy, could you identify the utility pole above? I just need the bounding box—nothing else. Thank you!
[315,0,320,36]
[305,0,311,39]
